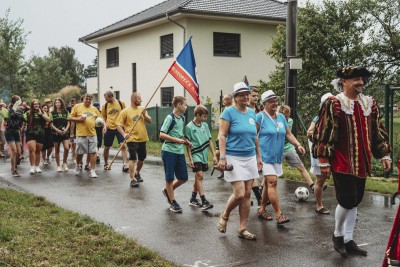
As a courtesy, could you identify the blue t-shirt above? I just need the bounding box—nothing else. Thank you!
[220,106,257,157]
[256,111,288,163]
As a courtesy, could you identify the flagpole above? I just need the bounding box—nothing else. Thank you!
[107,71,170,169]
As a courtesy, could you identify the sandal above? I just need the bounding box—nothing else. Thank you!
[276,213,290,225]
[257,210,273,221]
[122,165,129,173]
[104,164,111,170]
[238,229,256,240]
[217,212,229,233]
[316,207,330,215]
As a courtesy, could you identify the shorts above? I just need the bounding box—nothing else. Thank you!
[332,172,366,209]
[215,139,219,150]
[26,133,45,144]
[69,138,76,144]
[0,130,6,144]
[308,140,321,175]
[262,162,283,177]
[76,136,97,154]
[52,134,69,143]
[161,150,188,182]
[127,142,147,161]
[192,162,208,172]
[96,127,103,148]
[104,129,124,147]
[283,150,304,168]
[224,155,259,183]
[5,132,20,143]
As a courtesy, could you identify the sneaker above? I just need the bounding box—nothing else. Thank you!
[135,173,143,182]
[89,171,98,178]
[78,165,82,170]
[43,160,48,166]
[74,168,81,176]
[57,166,62,172]
[310,183,315,193]
[130,180,139,188]
[12,170,20,177]
[35,166,42,173]
[162,188,171,204]
[84,165,90,171]
[217,171,224,179]
[122,165,129,173]
[201,200,214,211]
[189,198,202,207]
[62,163,69,171]
[96,156,100,164]
[29,167,35,175]
[170,200,182,213]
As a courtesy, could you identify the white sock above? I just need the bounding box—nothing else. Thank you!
[344,207,357,243]
[334,204,350,237]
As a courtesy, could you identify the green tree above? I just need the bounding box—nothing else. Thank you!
[0,9,29,100]
[83,57,98,78]
[48,46,84,86]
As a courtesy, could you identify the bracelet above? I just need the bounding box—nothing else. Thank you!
[219,157,226,160]
[318,163,331,167]
[381,156,392,162]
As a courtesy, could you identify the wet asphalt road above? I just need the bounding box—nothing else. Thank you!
[0,152,396,267]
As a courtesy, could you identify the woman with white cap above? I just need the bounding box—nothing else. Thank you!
[217,82,262,240]
[256,90,306,224]
[307,93,333,215]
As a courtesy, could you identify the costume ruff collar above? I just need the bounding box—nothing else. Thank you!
[336,92,372,116]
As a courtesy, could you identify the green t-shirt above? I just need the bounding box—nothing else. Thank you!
[160,114,185,155]
[4,108,24,134]
[0,109,5,126]
[185,121,211,163]
[24,112,46,136]
[283,118,294,152]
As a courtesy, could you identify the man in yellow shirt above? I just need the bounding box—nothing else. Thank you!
[117,92,151,187]
[69,93,103,178]
[101,91,128,172]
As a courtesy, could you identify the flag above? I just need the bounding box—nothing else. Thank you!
[168,37,200,104]
[243,75,249,86]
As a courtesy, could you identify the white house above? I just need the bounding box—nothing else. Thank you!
[79,0,286,107]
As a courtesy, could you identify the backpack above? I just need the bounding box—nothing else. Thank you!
[159,112,185,143]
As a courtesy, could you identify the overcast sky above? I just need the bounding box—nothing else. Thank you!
[1,0,318,67]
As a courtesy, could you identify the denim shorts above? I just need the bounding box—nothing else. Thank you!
[161,150,188,182]
[5,132,21,143]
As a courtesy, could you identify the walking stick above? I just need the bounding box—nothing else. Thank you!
[107,71,169,169]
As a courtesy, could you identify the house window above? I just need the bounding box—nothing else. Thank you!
[114,91,120,100]
[107,47,119,67]
[132,63,137,92]
[213,32,241,57]
[161,87,174,107]
[160,34,173,59]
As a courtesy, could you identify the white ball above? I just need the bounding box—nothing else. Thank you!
[294,187,309,201]
[95,117,104,127]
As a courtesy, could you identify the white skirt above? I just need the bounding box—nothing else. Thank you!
[262,162,283,177]
[224,155,259,183]
[308,140,321,175]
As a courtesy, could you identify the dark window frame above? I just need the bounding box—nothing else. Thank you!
[160,34,174,59]
[213,32,241,57]
[106,47,119,68]
[161,87,174,107]
[132,63,137,92]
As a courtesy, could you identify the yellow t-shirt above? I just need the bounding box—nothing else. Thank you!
[101,100,126,130]
[117,106,149,142]
[70,103,102,137]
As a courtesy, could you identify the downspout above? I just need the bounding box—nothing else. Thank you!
[166,13,186,97]
[81,41,100,102]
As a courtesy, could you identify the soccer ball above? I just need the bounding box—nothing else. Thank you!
[294,187,309,201]
[95,117,104,127]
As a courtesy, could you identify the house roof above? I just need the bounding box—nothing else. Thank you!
[79,0,287,42]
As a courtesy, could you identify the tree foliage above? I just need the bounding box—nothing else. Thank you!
[83,57,98,78]
[0,9,28,101]
[262,0,400,125]
[48,46,84,86]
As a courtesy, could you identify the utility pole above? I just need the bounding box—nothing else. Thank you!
[285,0,300,136]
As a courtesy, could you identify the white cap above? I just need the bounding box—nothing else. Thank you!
[320,93,333,107]
[261,90,279,103]
[233,82,250,96]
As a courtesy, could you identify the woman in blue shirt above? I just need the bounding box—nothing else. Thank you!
[217,82,262,240]
[256,90,306,224]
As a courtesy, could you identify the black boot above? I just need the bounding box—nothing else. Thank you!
[345,240,367,256]
[332,235,347,257]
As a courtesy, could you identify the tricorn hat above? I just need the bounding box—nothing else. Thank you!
[336,66,372,79]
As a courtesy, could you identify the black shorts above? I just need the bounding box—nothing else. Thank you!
[52,134,68,143]
[192,162,208,173]
[96,127,103,148]
[332,172,366,209]
[127,142,147,161]
[26,133,45,144]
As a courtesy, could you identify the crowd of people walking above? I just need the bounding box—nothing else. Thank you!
[0,65,392,257]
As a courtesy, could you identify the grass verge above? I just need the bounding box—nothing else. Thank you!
[0,188,177,267]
